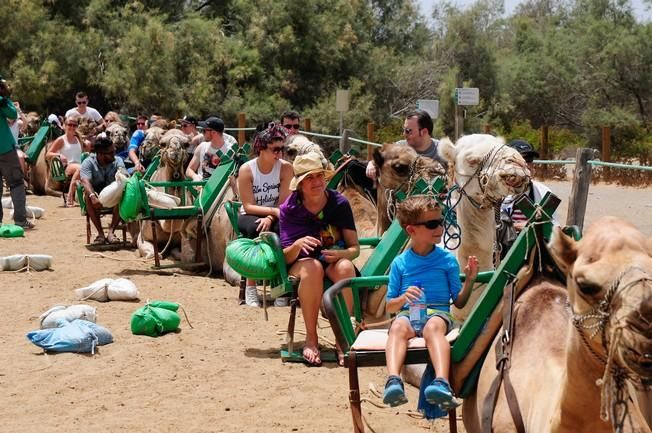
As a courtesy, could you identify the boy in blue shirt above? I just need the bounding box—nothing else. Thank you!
[383,195,478,409]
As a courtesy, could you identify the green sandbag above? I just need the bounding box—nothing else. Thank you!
[131,300,181,337]
[119,173,144,222]
[225,236,278,280]
[0,224,24,238]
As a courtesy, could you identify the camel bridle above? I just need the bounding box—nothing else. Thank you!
[568,266,652,431]
[160,139,186,181]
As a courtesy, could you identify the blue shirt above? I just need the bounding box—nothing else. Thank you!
[386,246,461,312]
[128,130,145,152]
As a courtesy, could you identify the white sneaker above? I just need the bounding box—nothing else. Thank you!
[274,296,290,307]
[245,286,261,308]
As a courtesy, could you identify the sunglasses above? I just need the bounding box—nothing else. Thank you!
[269,146,285,154]
[403,127,415,134]
[411,218,443,229]
[181,123,192,127]
[76,100,88,105]
[136,122,146,126]
[283,124,300,130]
[66,123,78,127]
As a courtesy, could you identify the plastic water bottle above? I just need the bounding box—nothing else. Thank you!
[409,280,427,333]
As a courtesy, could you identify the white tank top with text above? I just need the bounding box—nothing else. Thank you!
[243,158,282,210]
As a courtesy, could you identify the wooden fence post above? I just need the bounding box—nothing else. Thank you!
[237,112,246,145]
[366,122,375,160]
[566,148,595,231]
[303,118,311,132]
[540,126,549,159]
[601,126,611,162]
[483,124,492,134]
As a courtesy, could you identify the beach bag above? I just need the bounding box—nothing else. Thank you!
[40,304,97,329]
[26,319,113,354]
[99,171,128,208]
[74,278,139,302]
[131,301,182,337]
[119,173,144,222]
[225,236,278,280]
[0,224,24,238]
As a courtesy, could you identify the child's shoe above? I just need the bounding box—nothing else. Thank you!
[383,375,408,407]
[424,378,461,410]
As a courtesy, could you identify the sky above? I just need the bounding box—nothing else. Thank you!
[417,0,652,22]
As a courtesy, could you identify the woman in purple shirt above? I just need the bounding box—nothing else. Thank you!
[280,152,359,366]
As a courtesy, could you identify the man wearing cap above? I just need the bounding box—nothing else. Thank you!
[80,136,126,245]
[127,115,149,173]
[65,91,105,130]
[179,115,202,160]
[365,109,447,180]
[0,75,33,229]
[186,116,237,181]
[498,139,558,257]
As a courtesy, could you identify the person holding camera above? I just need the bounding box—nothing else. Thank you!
[0,75,33,229]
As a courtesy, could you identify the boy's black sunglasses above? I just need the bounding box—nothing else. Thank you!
[412,218,443,229]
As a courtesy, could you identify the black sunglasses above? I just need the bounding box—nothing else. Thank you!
[269,146,285,154]
[412,218,443,229]
[283,124,300,130]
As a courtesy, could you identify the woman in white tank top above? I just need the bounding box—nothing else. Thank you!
[46,114,84,206]
[237,123,294,307]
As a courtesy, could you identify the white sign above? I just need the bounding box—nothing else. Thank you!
[455,88,480,106]
[416,99,439,118]
[336,89,350,112]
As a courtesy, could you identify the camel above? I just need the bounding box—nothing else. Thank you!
[21,112,41,136]
[285,134,331,169]
[463,216,652,433]
[140,125,166,164]
[372,142,446,235]
[438,134,531,319]
[105,123,129,152]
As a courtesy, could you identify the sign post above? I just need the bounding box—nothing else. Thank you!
[336,89,350,135]
[454,86,479,139]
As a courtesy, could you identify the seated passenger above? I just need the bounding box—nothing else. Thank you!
[186,116,237,181]
[127,115,148,173]
[237,123,293,307]
[46,115,83,206]
[279,152,359,366]
[79,136,126,245]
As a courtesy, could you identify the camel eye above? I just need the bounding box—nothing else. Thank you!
[392,163,410,176]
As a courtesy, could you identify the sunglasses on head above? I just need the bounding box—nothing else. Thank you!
[283,124,300,130]
[269,146,285,154]
[412,218,443,229]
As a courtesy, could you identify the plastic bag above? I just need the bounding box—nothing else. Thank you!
[0,224,24,238]
[99,171,128,208]
[131,300,181,337]
[74,278,139,302]
[40,304,97,329]
[26,319,113,354]
[225,236,278,280]
[119,173,144,222]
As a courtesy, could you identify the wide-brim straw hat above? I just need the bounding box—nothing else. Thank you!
[289,151,334,191]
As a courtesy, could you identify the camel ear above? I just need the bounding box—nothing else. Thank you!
[548,226,578,275]
[438,137,456,163]
[373,148,384,169]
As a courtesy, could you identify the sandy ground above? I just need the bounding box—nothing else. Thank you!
[1,180,650,433]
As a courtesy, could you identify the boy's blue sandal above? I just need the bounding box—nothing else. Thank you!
[424,378,461,410]
[383,375,408,407]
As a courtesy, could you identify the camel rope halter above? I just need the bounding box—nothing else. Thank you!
[567,266,652,432]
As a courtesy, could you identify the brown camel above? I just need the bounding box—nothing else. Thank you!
[464,216,652,433]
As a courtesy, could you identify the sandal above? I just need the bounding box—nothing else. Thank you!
[302,346,322,367]
[92,235,106,245]
[106,233,121,244]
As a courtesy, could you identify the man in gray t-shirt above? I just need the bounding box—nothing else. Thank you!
[80,137,126,245]
[366,110,447,179]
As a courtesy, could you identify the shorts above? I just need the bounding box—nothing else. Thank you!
[395,309,453,337]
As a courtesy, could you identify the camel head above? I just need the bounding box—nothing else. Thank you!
[105,123,128,151]
[373,142,445,192]
[285,134,330,169]
[159,129,189,180]
[439,134,530,209]
[22,112,41,136]
[549,216,652,381]
[141,126,166,162]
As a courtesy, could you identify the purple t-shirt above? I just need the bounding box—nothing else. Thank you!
[280,189,356,260]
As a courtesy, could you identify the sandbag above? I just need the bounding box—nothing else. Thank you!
[10,206,45,219]
[119,174,144,222]
[0,224,24,238]
[26,319,113,354]
[225,236,279,280]
[1,197,12,208]
[1,254,52,271]
[40,304,97,329]
[99,171,128,208]
[74,278,139,302]
[147,189,181,209]
[131,300,181,337]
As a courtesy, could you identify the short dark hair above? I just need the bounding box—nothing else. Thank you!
[94,136,114,153]
[280,111,300,122]
[405,110,433,135]
[75,91,88,99]
[396,195,440,228]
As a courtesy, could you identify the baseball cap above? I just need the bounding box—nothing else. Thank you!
[181,115,197,126]
[508,139,539,160]
[198,116,224,132]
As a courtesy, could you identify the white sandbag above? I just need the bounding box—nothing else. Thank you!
[99,171,128,208]
[8,206,45,219]
[136,231,155,259]
[26,254,53,271]
[74,278,139,302]
[40,304,97,329]
[106,278,139,301]
[146,189,181,209]
[1,197,13,209]
[3,254,27,271]
[0,254,53,271]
